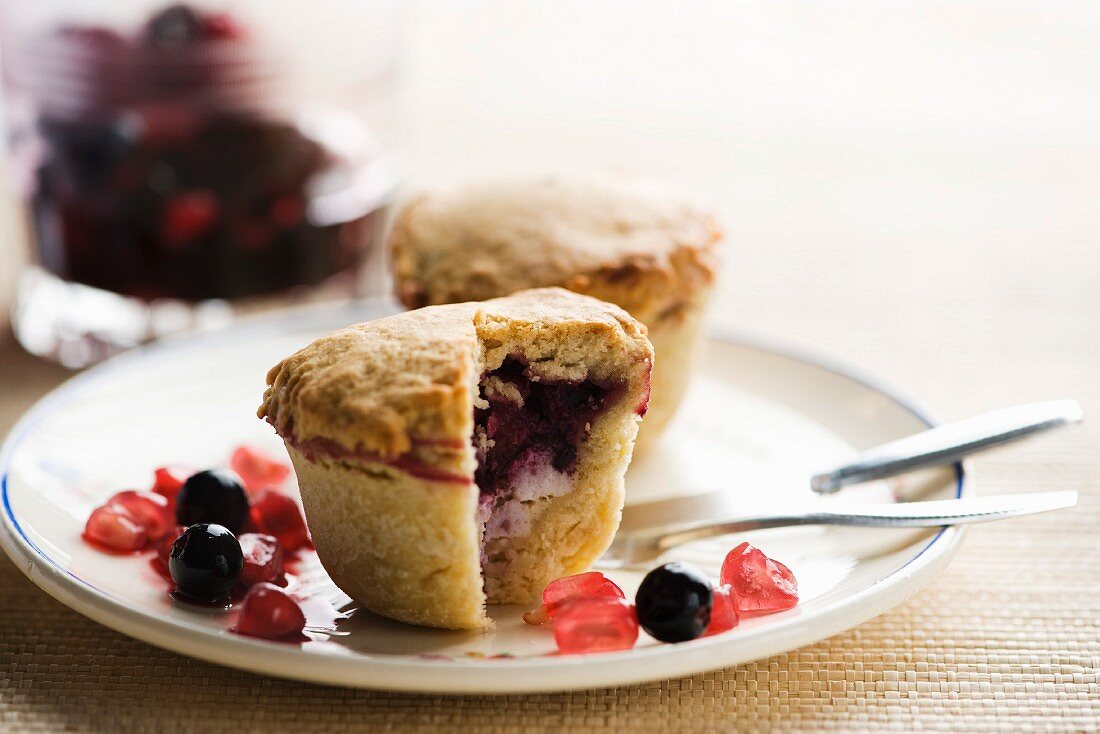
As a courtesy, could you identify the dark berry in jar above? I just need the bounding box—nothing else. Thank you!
[168,523,243,602]
[145,4,205,47]
[201,12,245,41]
[634,562,713,643]
[160,190,219,248]
[176,469,249,534]
[36,116,140,188]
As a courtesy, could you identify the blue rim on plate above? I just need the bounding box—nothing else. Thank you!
[0,301,969,693]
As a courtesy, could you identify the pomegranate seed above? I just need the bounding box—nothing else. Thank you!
[250,492,310,552]
[523,571,624,625]
[83,504,147,552]
[134,104,199,144]
[270,195,304,229]
[107,490,173,541]
[553,597,638,654]
[202,12,245,40]
[229,446,290,495]
[157,525,187,570]
[236,221,272,252]
[720,542,799,615]
[235,583,306,640]
[161,190,219,247]
[704,584,740,636]
[238,533,285,587]
[152,466,189,507]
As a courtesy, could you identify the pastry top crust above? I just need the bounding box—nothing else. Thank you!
[258,288,652,464]
[390,172,723,324]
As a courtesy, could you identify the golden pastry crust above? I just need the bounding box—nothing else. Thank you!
[258,288,653,629]
[288,447,486,629]
[259,303,481,477]
[259,288,649,470]
[390,172,722,325]
[389,173,722,452]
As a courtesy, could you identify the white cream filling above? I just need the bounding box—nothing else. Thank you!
[478,448,577,576]
[484,450,573,541]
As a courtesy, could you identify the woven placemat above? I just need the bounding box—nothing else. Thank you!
[2,231,1099,732]
[2,342,1098,734]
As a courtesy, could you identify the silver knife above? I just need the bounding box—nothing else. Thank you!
[603,491,1078,567]
[810,399,1082,493]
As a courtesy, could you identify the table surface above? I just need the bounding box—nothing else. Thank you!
[2,2,1099,731]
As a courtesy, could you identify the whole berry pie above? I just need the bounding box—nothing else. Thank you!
[259,288,653,629]
[390,172,722,452]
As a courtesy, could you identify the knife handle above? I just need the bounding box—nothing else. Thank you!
[810,399,1083,494]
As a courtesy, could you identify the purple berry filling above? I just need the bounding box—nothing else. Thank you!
[473,358,623,499]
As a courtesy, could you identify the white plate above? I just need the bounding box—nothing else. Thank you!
[0,300,967,694]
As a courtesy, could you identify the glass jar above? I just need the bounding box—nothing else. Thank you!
[1,1,401,366]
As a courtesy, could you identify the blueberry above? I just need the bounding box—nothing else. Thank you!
[37,116,140,188]
[176,469,249,533]
[145,4,204,46]
[168,524,243,601]
[635,562,713,643]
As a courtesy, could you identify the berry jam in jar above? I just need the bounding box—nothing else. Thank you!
[2,3,398,366]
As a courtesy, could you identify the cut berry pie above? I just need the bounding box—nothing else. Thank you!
[258,288,653,629]
[390,171,722,452]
